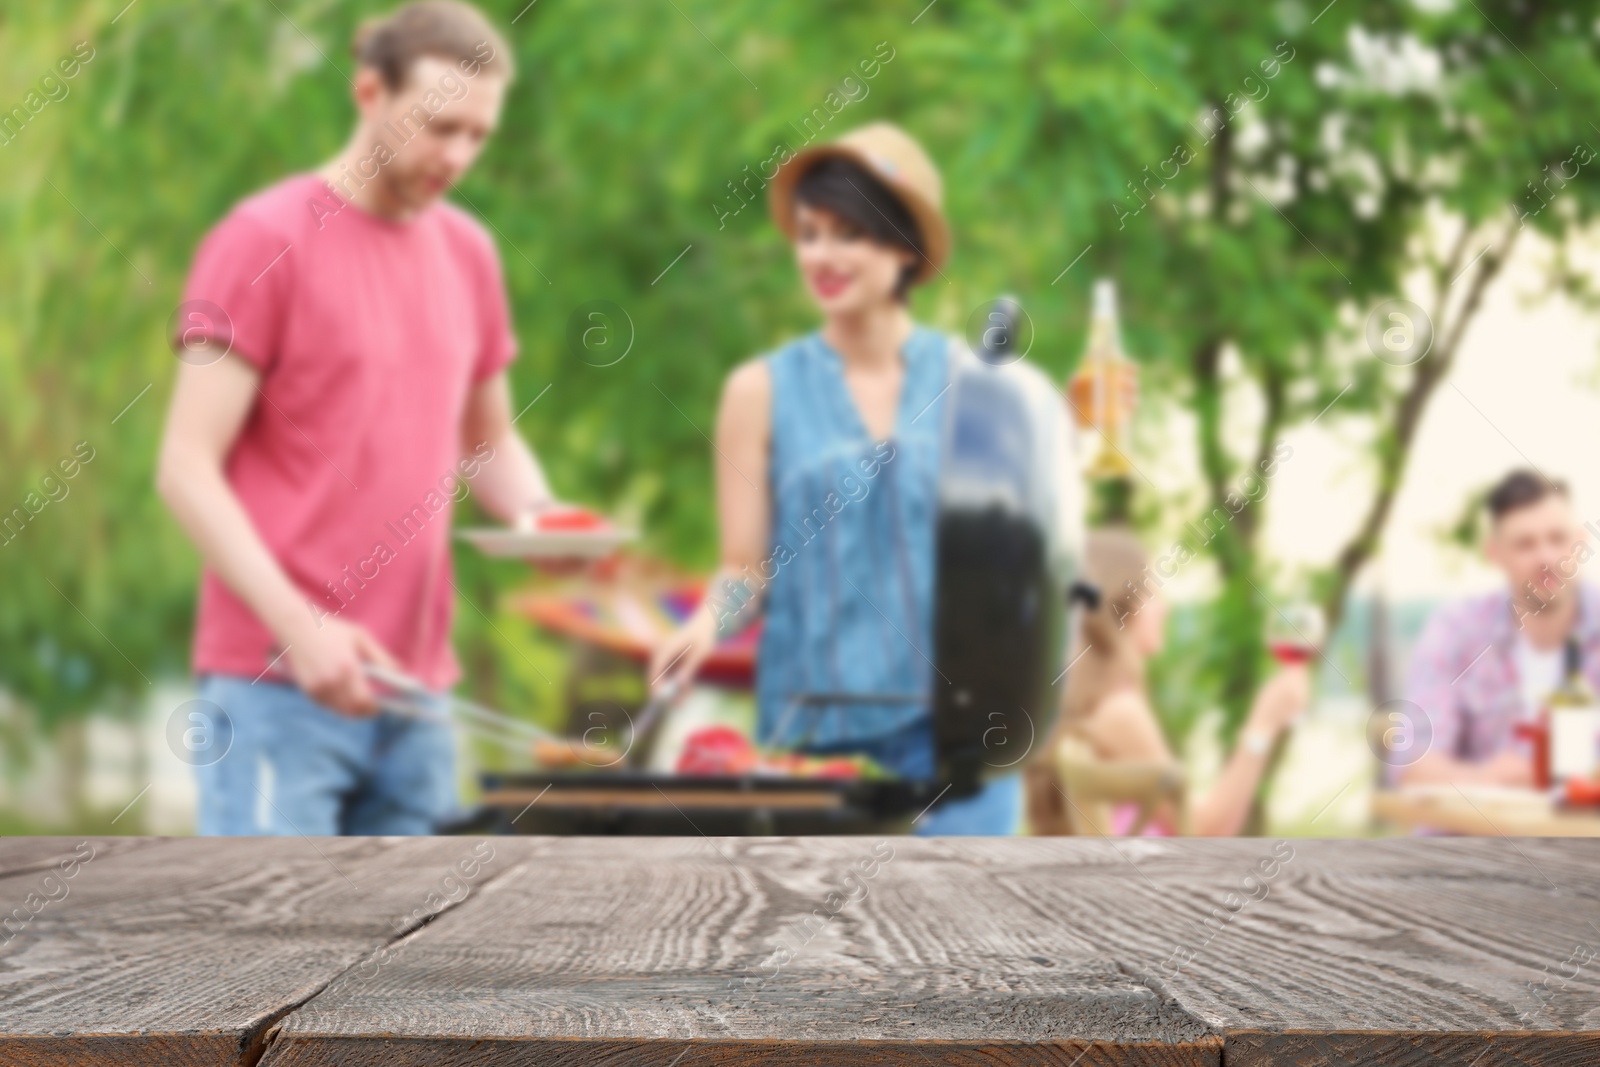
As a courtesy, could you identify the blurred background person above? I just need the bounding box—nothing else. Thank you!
[1396,470,1599,788]
[651,122,1082,834]
[1025,528,1310,836]
[7,0,1597,841]
[156,1,567,835]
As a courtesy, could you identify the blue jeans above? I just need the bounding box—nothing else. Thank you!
[192,674,457,836]
[805,724,1022,836]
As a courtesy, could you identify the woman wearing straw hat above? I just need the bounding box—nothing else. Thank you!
[650,122,1020,833]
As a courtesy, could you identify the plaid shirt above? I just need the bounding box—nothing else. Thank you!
[1404,582,1600,766]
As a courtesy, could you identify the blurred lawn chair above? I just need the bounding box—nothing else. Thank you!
[1053,735,1189,836]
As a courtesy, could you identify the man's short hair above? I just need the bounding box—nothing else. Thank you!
[352,1,513,90]
[1486,469,1569,521]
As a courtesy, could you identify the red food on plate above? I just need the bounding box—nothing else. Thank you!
[1565,777,1600,808]
[677,725,758,775]
[536,508,609,532]
[811,758,862,780]
[674,727,868,780]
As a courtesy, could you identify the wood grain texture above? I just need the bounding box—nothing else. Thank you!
[0,835,528,1067]
[0,835,156,879]
[8,837,1600,1066]
[982,837,1600,1065]
[1224,1030,1600,1067]
[263,837,1220,1066]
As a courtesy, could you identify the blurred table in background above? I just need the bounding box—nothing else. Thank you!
[1374,786,1600,836]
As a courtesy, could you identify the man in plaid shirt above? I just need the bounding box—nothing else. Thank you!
[1397,470,1600,786]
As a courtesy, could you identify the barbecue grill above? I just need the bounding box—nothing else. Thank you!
[437,298,1086,836]
[466,770,941,836]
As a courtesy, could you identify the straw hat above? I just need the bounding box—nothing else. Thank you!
[768,122,950,284]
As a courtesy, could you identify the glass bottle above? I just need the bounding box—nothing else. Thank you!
[1066,279,1134,479]
[1548,637,1599,785]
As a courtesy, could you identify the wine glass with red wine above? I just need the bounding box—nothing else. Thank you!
[1265,603,1326,666]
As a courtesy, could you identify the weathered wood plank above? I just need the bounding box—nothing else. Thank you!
[262,837,1221,1066]
[984,837,1600,1065]
[0,835,528,1067]
[1223,1030,1600,1067]
[0,835,156,879]
[9,837,1600,1066]
[264,1037,1210,1066]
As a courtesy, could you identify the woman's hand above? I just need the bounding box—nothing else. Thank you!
[645,360,773,699]
[1191,662,1313,836]
[648,607,719,697]
[1245,663,1313,738]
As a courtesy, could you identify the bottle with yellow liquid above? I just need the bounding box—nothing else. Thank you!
[1548,637,1600,787]
[1066,279,1134,479]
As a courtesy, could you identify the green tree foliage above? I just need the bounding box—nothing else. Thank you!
[1,1,1596,753]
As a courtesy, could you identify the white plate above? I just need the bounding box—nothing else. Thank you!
[457,526,636,559]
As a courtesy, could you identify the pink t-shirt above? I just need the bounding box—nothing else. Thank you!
[179,173,517,690]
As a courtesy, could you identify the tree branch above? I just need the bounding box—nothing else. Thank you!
[1192,110,1251,577]
[1320,213,1522,631]
[1238,362,1286,549]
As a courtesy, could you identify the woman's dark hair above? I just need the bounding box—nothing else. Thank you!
[793,156,925,301]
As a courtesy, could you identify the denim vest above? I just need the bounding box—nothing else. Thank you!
[755,325,949,750]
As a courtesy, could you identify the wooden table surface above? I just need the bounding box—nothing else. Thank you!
[1374,788,1600,837]
[3,836,1599,1066]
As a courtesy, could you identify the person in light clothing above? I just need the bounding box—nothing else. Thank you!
[1398,470,1599,786]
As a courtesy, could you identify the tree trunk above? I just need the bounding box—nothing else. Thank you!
[1249,216,1521,833]
[1319,217,1521,635]
[1191,335,1265,735]
[1188,110,1266,773]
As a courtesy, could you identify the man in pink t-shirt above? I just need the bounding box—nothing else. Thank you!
[157,1,559,835]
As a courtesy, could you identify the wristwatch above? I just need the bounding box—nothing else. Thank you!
[1241,729,1273,757]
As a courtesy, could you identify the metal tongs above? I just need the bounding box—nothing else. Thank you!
[365,664,690,767]
[363,663,560,755]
